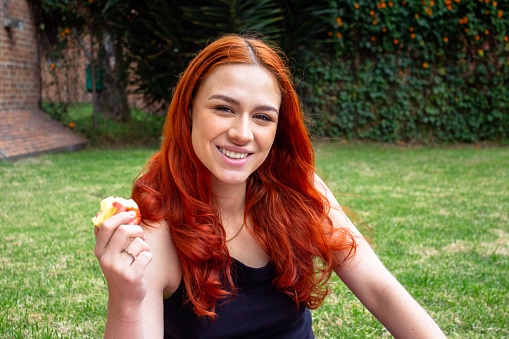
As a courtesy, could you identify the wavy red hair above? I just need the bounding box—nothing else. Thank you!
[132,34,356,319]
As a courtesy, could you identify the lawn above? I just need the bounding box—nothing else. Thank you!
[0,144,507,338]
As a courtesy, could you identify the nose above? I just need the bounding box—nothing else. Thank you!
[228,114,253,145]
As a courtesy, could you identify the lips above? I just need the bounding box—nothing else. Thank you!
[218,146,250,159]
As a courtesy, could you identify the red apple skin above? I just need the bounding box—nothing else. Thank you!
[112,201,142,225]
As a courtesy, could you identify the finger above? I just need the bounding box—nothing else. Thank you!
[103,224,146,255]
[95,227,148,277]
[123,236,150,258]
[129,250,152,271]
[95,211,143,250]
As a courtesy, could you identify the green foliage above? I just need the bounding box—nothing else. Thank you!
[107,0,333,111]
[109,0,195,110]
[37,0,509,142]
[300,0,509,143]
[182,0,283,40]
[42,101,69,122]
[277,0,334,75]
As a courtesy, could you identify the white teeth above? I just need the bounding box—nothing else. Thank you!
[219,147,249,159]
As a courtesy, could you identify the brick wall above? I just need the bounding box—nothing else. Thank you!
[0,0,88,161]
[40,38,155,112]
[0,0,40,111]
[41,36,92,104]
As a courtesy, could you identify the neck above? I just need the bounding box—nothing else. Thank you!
[211,178,247,221]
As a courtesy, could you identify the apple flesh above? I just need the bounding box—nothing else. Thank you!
[92,196,141,228]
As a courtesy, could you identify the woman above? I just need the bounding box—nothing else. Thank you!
[94,34,446,338]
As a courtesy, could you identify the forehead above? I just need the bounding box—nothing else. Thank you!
[196,64,281,101]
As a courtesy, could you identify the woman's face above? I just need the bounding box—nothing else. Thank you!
[190,64,281,189]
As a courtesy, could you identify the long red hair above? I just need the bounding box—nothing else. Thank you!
[132,34,356,319]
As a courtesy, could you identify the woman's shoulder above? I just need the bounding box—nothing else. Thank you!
[141,219,182,295]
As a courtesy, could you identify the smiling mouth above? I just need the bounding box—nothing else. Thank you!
[218,147,250,159]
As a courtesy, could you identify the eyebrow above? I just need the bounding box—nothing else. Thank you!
[208,94,279,115]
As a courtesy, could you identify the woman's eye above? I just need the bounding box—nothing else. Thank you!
[215,106,234,113]
[254,114,273,122]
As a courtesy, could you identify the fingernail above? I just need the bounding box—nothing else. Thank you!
[128,211,136,217]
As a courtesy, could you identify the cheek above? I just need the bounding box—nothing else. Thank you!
[191,113,206,145]
[190,125,204,159]
[190,128,197,150]
[190,116,221,158]
[265,126,278,150]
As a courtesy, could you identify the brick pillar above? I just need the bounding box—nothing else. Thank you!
[0,0,40,111]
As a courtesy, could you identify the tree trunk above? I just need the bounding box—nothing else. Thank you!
[74,27,131,123]
[98,31,131,122]
[89,22,99,135]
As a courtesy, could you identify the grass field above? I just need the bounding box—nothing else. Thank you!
[0,143,507,338]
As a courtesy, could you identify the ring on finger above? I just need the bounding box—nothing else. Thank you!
[122,248,137,261]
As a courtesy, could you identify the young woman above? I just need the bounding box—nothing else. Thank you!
[94,34,446,338]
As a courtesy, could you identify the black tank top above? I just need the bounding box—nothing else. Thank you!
[163,258,314,338]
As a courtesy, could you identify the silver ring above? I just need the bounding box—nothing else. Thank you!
[122,248,137,261]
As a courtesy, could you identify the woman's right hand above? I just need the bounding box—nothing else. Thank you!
[94,211,153,307]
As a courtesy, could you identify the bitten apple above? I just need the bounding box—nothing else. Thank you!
[92,196,141,228]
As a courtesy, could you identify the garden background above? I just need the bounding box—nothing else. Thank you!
[39,0,509,145]
[1,0,508,338]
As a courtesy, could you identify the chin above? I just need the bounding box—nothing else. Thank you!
[223,177,248,185]
[213,173,250,186]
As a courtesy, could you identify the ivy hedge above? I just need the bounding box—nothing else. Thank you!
[300,0,509,143]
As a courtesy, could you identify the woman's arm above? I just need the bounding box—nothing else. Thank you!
[95,213,181,338]
[334,235,445,338]
[314,174,446,338]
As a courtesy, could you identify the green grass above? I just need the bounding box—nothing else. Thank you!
[1,144,508,338]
